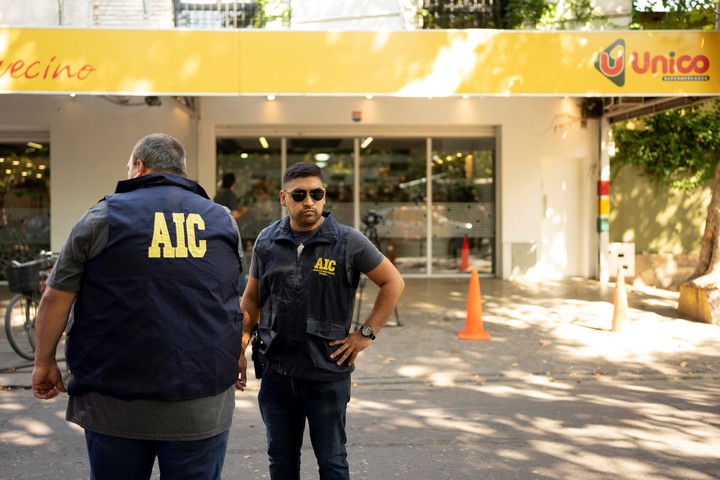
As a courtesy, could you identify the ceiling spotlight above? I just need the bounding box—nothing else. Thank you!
[144,96,162,107]
[360,137,374,149]
[266,95,276,101]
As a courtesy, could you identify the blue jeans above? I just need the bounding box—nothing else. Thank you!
[84,430,229,480]
[258,369,351,480]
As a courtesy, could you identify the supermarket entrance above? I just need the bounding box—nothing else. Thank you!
[216,132,496,277]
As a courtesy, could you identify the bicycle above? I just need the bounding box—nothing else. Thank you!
[4,252,57,360]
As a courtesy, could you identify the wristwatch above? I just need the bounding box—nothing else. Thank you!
[360,324,376,340]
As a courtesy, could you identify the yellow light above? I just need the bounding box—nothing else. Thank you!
[21,171,28,177]
[12,160,20,166]
[5,169,11,174]
[36,173,43,179]
[259,137,269,149]
[26,141,43,149]
[39,165,47,170]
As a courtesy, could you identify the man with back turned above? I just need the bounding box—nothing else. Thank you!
[32,133,244,480]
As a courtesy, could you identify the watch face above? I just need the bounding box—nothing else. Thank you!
[361,325,372,337]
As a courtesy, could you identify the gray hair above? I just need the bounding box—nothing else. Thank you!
[131,133,187,177]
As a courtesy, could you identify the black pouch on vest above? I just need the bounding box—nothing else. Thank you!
[251,327,264,379]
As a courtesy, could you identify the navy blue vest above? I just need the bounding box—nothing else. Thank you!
[67,174,242,401]
[254,212,360,381]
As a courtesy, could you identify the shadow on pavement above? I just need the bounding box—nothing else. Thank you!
[1,277,719,479]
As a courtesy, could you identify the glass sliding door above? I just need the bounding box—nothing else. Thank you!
[216,132,497,277]
[359,138,428,274]
[216,136,282,254]
[430,137,496,274]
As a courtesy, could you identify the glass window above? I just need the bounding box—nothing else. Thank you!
[216,133,497,277]
[431,137,496,274]
[359,138,428,274]
[0,142,51,275]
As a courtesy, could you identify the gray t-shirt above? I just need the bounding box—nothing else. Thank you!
[50,200,242,441]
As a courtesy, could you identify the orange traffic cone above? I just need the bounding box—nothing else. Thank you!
[611,267,628,332]
[388,239,396,265]
[459,236,470,271]
[458,269,491,340]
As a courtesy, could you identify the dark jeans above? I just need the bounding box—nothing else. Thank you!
[259,369,351,480]
[84,430,229,480]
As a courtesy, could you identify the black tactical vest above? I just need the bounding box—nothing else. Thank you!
[67,174,243,401]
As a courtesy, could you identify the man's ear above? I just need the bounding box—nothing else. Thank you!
[136,160,150,176]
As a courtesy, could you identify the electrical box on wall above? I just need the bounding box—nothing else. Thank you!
[608,242,635,277]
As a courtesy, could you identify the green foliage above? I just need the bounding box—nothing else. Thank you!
[254,0,291,29]
[611,100,720,190]
[631,0,717,29]
[504,0,550,29]
[420,0,606,30]
[537,0,608,29]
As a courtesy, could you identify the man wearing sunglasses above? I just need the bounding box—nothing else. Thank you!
[238,162,405,479]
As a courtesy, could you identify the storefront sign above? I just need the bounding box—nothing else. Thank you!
[1,28,718,96]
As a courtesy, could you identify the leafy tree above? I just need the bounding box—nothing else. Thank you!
[611,101,720,190]
[421,0,606,30]
[630,0,717,29]
[612,99,720,323]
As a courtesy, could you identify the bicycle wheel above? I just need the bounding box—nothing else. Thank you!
[5,293,39,360]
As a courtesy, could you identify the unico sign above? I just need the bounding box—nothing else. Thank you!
[595,38,710,87]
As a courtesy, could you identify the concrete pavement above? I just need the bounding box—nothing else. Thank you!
[1,277,719,479]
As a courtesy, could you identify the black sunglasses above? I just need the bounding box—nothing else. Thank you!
[284,188,325,202]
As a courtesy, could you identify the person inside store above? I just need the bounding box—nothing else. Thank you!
[214,171,249,295]
[237,162,405,479]
[31,133,244,480]
[214,172,248,220]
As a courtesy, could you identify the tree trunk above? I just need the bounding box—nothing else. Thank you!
[677,161,720,324]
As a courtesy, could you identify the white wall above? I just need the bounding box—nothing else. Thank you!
[289,0,408,30]
[0,0,174,27]
[0,94,196,251]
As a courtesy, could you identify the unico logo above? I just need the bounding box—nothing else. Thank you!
[595,38,711,86]
[594,39,625,87]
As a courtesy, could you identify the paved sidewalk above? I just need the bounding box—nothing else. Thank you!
[1,277,719,479]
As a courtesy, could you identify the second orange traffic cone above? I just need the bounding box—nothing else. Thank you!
[459,236,470,271]
[458,269,491,340]
[611,267,628,332]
